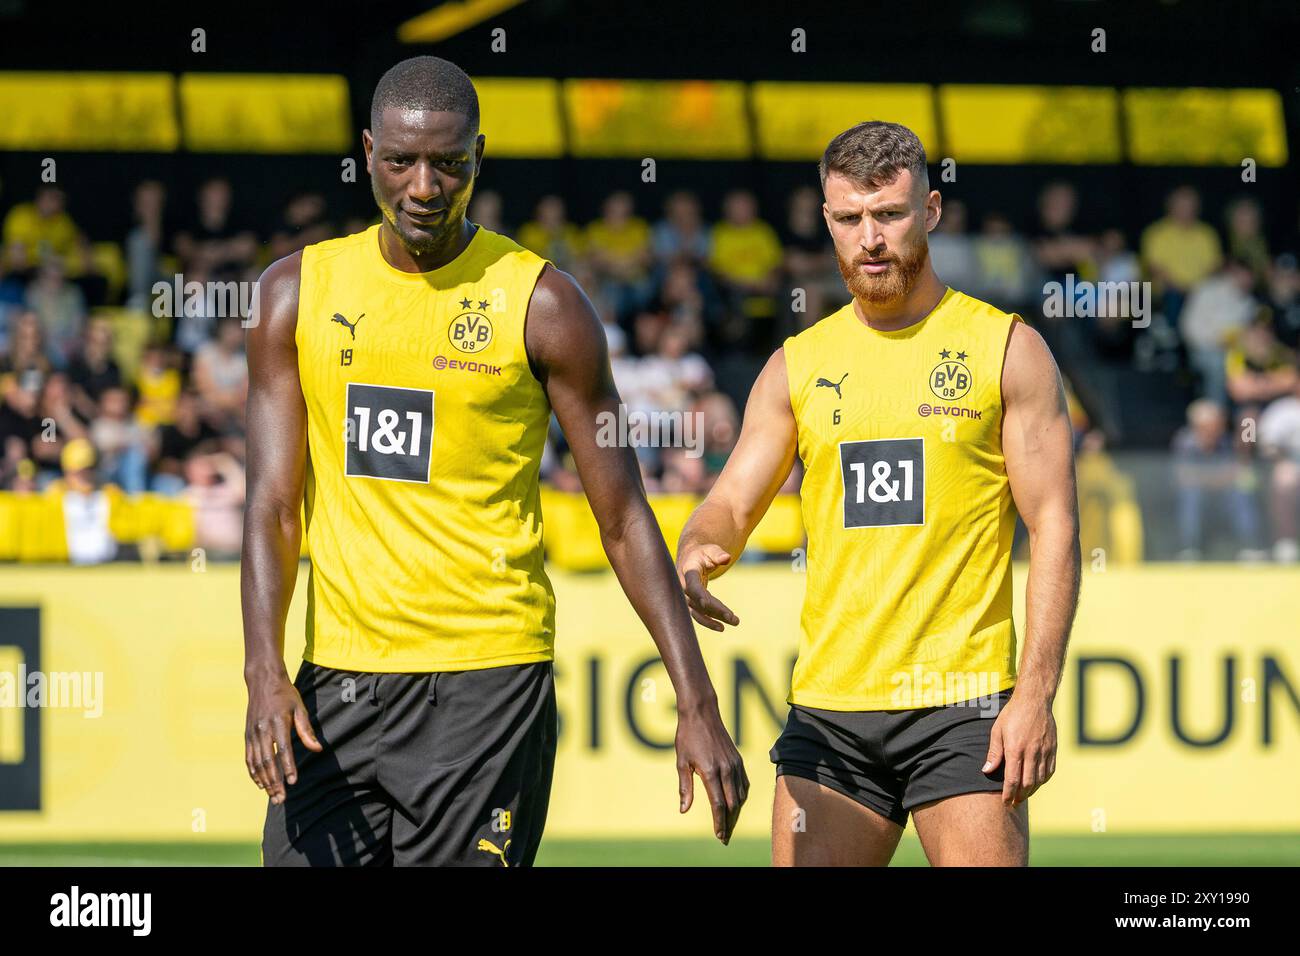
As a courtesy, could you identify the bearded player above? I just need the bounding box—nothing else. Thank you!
[242,56,746,866]
[677,121,1079,866]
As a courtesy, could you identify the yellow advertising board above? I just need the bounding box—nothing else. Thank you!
[1124,87,1288,166]
[474,77,565,158]
[939,84,1122,164]
[563,79,751,159]
[0,72,178,151]
[0,564,1296,841]
[179,73,351,153]
[752,82,937,160]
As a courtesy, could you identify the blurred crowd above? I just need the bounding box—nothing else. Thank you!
[928,181,1300,560]
[2,176,1299,560]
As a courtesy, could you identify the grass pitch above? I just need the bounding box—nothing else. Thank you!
[0,833,1296,866]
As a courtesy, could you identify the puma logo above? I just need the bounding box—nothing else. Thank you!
[476,838,511,867]
[331,312,364,339]
[816,373,848,399]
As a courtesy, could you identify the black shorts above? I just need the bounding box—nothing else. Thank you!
[262,659,557,867]
[770,688,1012,827]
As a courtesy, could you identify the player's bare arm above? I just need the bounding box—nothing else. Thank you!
[987,320,1081,808]
[240,251,322,806]
[676,347,799,631]
[525,264,749,843]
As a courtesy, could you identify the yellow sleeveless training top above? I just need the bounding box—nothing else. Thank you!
[295,223,555,672]
[783,287,1020,710]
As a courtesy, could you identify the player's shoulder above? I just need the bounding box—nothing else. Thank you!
[301,222,377,268]
[943,287,1021,327]
[475,225,549,272]
[783,301,854,353]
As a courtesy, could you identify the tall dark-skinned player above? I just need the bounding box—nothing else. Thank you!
[241,56,747,866]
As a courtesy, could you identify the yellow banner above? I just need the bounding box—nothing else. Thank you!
[752,82,937,160]
[1124,87,1288,166]
[564,79,751,159]
[0,564,1296,841]
[0,72,178,151]
[475,77,564,158]
[939,84,1122,164]
[179,73,351,153]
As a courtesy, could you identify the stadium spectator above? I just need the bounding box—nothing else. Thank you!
[1181,258,1258,403]
[89,386,149,494]
[653,190,711,266]
[693,390,740,479]
[973,211,1035,313]
[23,372,89,486]
[1087,228,1142,359]
[134,343,182,428]
[149,389,221,495]
[184,451,246,559]
[660,445,709,494]
[67,316,123,420]
[589,287,627,356]
[640,319,714,414]
[171,262,220,355]
[1,185,90,277]
[928,197,980,295]
[0,310,53,384]
[615,310,669,415]
[651,258,721,346]
[1075,429,1144,565]
[1258,377,1300,562]
[1141,186,1222,330]
[191,315,248,434]
[1267,252,1300,349]
[54,438,118,565]
[1171,399,1263,560]
[1225,319,1297,411]
[125,180,168,310]
[469,189,505,234]
[1224,196,1270,289]
[25,257,87,367]
[708,189,783,349]
[268,192,333,261]
[517,195,583,271]
[584,191,652,318]
[0,374,44,484]
[0,440,37,492]
[173,177,257,281]
[1032,182,1094,287]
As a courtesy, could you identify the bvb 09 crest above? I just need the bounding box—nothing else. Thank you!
[929,352,972,401]
[448,308,494,353]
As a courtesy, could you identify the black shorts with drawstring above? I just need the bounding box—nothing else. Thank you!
[262,659,557,867]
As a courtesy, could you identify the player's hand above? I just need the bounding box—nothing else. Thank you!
[245,670,323,805]
[676,544,739,632]
[981,693,1057,808]
[675,701,749,844]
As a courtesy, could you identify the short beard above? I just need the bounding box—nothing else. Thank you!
[372,177,453,257]
[836,237,929,305]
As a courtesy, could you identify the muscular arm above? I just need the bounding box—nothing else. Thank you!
[526,265,747,842]
[240,251,321,803]
[676,348,798,630]
[988,319,1081,806]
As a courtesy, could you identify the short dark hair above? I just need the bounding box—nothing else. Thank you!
[370,56,479,132]
[819,121,928,191]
